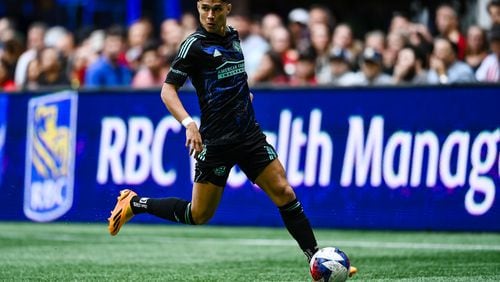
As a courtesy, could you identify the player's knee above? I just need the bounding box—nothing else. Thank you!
[273,184,296,206]
[191,209,215,225]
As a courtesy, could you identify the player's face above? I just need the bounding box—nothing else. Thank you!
[197,0,232,36]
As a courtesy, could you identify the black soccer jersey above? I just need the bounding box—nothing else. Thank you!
[165,26,261,146]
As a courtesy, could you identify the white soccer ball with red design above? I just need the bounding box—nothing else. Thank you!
[309,247,350,282]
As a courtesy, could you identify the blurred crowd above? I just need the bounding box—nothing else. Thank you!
[0,1,499,92]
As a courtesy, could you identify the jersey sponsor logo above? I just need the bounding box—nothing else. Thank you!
[0,96,7,188]
[24,91,78,222]
[170,67,188,77]
[216,60,245,79]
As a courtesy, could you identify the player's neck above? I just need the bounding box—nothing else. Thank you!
[215,25,227,36]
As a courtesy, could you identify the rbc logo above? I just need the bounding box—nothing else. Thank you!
[24,91,78,222]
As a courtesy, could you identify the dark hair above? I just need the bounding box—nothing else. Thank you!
[403,44,428,68]
[266,51,286,76]
[105,25,126,39]
[437,3,459,17]
[309,4,336,29]
[298,48,317,62]
[434,36,459,55]
[28,21,47,32]
[198,0,231,2]
[489,24,500,42]
[138,40,160,61]
[392,11,410,20]
[488,0,500,11]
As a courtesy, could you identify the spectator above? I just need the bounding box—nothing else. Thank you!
[384,31,408,74]
[1,38,24,80]
[25,59,41,90]
[37,47,70,87]
[14,22,47,87]
[289,49,317,86]
[248,51,288,86]
[126,18,154,71]
[228,14,269,79]
[389,12,412,36]
[132,43,168,88]
[159,19,184,60]
[66,29,105,88]
[327,47,354,85]
[0,18,15,36]
[308,4,335,30]
[0,17,16,42]
[309,23,332,84]
[435,4,466,60]
[340,48,393,86]
[476,24,500,82]
[364,30,386,54]
[0,59,16,92]
[267,26,298,78]
[68,47,89,88]
[261,13,283,41]
[331,23,361,68]
[85,26,132,88]
[393,46,429,85]
[487,0,500,25]
[287,8,310,52]
[428,37,476,84]
[407,23,434,57]
[45,26,74,59]
[390,12,433,59]
[465,25,489,72]
[181,12,198,35]
[84,29,106,65]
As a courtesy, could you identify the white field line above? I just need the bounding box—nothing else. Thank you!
[4,232,500,251]
[133,237,500,251]
[200,238,500,251]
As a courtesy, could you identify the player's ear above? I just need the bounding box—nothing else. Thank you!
[226,3,232,14]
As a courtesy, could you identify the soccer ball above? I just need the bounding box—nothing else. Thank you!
[309,247,350,282]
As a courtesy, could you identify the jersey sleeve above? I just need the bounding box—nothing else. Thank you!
[165,36,198,87]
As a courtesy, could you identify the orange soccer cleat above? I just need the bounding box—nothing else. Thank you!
[349,266,358,278]
[108,189,137,236]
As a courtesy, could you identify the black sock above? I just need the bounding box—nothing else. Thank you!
[131,196,195,225]
[279,199,318,261]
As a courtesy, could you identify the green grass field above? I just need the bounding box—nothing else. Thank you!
[0,223,499,281]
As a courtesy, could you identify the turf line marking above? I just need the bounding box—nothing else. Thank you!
[224,239,500,251]
[9,232,500,252]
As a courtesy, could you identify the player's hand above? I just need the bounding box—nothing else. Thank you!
[249,92,254,103]
[185,123,202,157]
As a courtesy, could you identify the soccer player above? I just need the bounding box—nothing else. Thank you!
[108,0,356,277]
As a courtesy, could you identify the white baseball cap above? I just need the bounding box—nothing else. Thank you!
[288,8,309,25]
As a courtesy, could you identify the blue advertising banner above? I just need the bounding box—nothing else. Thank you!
[0,94,7,188]
[24,91,78,222]
[0,86,498,231]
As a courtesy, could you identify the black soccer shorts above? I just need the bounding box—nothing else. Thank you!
[194,134,278,187]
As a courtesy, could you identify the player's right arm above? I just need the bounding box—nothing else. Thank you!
[162,34,203,156]
[161,82,202,157]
